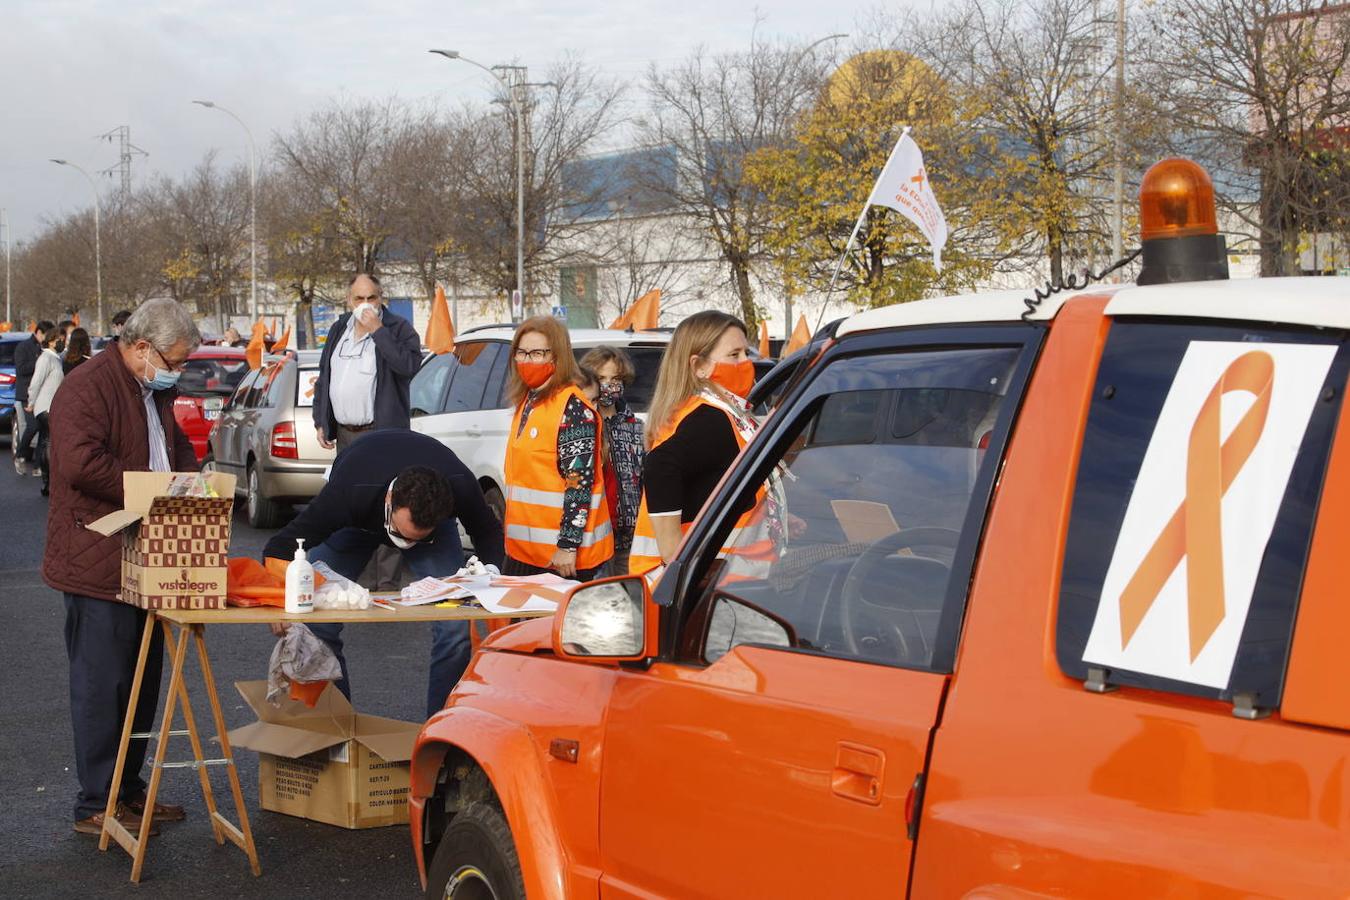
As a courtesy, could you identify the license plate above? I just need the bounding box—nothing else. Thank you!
[205,409,220,421]
[204,398,223,421]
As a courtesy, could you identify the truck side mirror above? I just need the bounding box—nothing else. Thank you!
[553,575,656,662]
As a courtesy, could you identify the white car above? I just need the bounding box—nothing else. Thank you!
[410,327,673,535]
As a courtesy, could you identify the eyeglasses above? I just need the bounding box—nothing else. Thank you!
[513,348,553,362]
[150,343,190,372]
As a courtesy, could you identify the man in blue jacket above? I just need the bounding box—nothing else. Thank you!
[263,430,504,717]
[313,273,422,453]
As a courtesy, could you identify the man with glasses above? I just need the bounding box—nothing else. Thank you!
[263,429,504,717]
[42,298,202,837]
[313,273,423,454]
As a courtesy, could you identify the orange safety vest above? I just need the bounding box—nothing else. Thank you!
[628,395,773,578]
[504,383,614,571]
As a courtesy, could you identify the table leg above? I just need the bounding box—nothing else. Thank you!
[170,641,224,845]
[193,624,261,876]
[98,611,156,853]
[127,619,191,883]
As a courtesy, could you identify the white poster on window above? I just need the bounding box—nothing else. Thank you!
[1082,341,1334,688]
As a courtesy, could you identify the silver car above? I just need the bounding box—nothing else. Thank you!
[202,349,335,528]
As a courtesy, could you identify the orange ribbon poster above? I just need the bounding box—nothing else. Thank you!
[1118,351,1273,661]
[1083,341,1335,688]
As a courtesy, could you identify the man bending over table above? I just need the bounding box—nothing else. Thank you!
[263,429,503,718]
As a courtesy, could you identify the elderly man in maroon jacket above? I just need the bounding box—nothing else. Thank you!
[43,298,202,836]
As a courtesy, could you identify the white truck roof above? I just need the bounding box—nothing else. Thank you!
[836,278,1350,337]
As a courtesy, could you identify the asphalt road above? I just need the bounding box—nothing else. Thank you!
[0,458,432,898]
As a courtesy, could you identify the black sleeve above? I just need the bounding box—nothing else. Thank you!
[446,459,505,569]
[311,320,342,440]
[642,405,741,518]
[263,480,353,561]
[371,317,424,378]
[15,340,37,378]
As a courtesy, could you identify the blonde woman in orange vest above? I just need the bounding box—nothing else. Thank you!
[630,311,775,578]
[502,316,614,580]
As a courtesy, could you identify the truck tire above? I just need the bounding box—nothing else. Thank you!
[483,485,506,529]
[424,800,525,900]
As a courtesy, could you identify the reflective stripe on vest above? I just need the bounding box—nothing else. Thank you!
[628,397,764,577]
[503,384,614,570]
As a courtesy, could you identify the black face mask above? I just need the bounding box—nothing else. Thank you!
[55,340,66,354]
[598,382,624,407]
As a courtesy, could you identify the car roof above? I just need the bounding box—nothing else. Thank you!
[190,346,249,358]
[0,332,29,341]
[456,327,672,346]
[835,277,1350,337]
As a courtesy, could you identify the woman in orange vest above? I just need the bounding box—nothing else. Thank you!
[629,311,771,577]
[502,316,614,580]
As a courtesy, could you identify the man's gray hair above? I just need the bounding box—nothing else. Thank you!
[121,299,202,352]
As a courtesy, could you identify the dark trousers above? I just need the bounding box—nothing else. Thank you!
[306,520,471,718]
[64,594,164,821]
[21,412,51,484]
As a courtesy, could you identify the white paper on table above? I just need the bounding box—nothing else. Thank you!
[400,576,474,605]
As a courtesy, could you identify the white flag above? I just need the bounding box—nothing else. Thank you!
[866,130,948,271]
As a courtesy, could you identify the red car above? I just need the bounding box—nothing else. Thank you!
[173,347,253,463]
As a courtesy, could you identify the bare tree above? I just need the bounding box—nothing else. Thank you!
[636,40,824,326]
[927,0,1159,285]
[1144,0,1350,275]
[447,60,624,305]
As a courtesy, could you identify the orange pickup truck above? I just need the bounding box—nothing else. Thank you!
[409,162,1350,898]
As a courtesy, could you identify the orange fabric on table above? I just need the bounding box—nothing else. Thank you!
[226,557,326,608]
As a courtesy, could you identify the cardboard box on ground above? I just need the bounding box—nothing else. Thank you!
[86,472,236,609]
[227,681,420,829]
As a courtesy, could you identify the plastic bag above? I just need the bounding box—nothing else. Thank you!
[311,560,372,610]
[267,623,342,707]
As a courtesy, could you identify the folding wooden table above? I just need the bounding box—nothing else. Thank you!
[98,603,544,883]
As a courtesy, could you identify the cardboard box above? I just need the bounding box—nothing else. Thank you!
[87,472,235,610]
[227,681,420,830]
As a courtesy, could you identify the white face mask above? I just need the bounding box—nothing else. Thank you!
[384,480,422,550]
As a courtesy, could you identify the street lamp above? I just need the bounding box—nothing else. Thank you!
[51,159,103,334]
[430,48,527,322]
[1,208,11,327]
[194,100,259,321]
[784,33,848,342]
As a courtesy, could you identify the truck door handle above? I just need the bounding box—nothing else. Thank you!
[832,742,884,806]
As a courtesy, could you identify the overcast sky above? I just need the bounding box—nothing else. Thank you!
[0,0,918,243]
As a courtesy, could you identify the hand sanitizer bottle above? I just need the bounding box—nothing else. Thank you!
[285,539,315,614]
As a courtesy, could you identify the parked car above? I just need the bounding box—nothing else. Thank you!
[201,349,334,527]
[1,333,28,447]
[407,165,1350,898]
[172,346,253,463]
[410,328,674,528]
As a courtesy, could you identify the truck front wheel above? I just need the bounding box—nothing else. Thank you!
[424,800,525,900]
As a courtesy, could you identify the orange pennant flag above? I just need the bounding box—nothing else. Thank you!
[0,323,11,333]
[245,319,266,370]
[782,315,812,356]
[610,289,661,331]
[425,284,456,355]
[72,312,81,327]
[269,316,279,338]
[272,326,291,353]
[26,320,35,332]
[758,320,771,358]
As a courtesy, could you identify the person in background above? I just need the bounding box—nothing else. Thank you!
[13,320,52,472]
[312,273,422,453]
[580,346,646,578]
[502,316,613,580]
[222,326,246,348]
[110,309,132,341]
[63,328,92,375]
[43,298,201,837]
[54,319,75,354]
[629,311,761,575]
[18,328,63,492]
[263,430,504,716]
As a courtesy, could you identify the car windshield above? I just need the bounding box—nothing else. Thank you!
[0,340,19,368]
[177,357,251,397]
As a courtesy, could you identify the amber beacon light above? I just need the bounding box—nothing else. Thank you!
[1136,158,1229,286]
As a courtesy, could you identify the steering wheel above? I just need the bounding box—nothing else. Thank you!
[839,527,960,665]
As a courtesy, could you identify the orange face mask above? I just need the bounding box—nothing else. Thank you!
[709,359,755,399]
[517,361,555,389]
